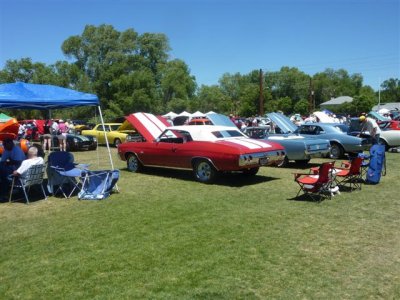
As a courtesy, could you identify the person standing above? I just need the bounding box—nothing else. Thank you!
[57,119,68,151]
[42,119,52,152]
[359,116,381,145]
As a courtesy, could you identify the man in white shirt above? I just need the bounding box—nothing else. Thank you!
[13,146,44,178]
[359,115,381,145]
[1,146,44,200]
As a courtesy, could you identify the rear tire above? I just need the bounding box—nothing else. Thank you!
[242,167,259,175]
[127,154,142,172]
[193,159,216,183]
[114,138,122,147]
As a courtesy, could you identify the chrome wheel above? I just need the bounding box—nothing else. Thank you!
[127,154,141,172]
[194,160,216,183]
[330,143,343,159]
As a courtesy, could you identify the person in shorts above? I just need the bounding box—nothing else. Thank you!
[57,119,68,151]
[42,119,52,152]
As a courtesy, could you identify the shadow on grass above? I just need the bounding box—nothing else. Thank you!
[121,167,280,187]
[287,193,329,203]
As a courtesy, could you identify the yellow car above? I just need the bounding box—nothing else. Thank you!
[81,122,135,147]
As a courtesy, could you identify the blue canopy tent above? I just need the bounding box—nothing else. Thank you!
[0,82,115,171]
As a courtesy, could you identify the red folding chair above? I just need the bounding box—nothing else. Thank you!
[294,161,335,201]
[334,157,363,191]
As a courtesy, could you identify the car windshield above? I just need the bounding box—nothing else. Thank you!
[332,124,348,133]
[110,124,121,131]
[212,130,245,138]
[158,129,192,143]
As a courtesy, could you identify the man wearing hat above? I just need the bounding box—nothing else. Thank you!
[359,115,381,145]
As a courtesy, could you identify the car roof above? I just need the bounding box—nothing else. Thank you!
[166,125,245,141]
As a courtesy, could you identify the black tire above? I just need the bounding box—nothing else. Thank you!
[242,167,259,176]
[114,138,122,147]
[127,154,142,172]
[193,159,216,183]
[330,143,344,159]
[379,139,390,151]
[277,156,289,167]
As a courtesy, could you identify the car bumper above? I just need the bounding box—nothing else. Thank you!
[239,150,286,167]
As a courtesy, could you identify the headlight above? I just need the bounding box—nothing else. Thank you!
[73,138,79,143]
[93,137,97,142]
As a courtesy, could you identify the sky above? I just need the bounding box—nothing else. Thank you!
[0,0,399,90]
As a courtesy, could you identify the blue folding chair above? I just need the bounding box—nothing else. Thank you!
[47,151,89,198]
[78,170,120,200]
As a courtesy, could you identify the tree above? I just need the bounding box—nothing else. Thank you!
[160,59,196,105]
[380,78,400,102]
[195,85,230,113]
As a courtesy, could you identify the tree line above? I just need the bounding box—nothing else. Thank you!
[1,24,399,120]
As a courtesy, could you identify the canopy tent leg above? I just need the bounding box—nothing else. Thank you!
[97,105,119,192]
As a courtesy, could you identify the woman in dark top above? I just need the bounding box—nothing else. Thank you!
[42,120,52,152]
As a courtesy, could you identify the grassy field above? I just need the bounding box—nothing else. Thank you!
[1,147,399,299]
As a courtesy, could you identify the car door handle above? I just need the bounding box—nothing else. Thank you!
[172,147,177,152]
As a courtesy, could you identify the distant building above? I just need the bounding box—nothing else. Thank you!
[320,96,353,107]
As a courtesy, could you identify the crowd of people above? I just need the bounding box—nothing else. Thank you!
[18,119,76,152]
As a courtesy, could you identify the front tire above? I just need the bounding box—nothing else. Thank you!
[193,159,216,183]
[127,154,142,172]
[330,143,344,159]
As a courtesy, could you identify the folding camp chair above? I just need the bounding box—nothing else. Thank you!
[294,161,335,201]
[334,157,363,191]
[78,170,119,200]
[47,151,89,198]
[9,164,47,204]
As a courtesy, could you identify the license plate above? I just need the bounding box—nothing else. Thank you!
[259,157,269,165]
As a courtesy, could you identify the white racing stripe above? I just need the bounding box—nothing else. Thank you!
[240,138,272,148]
[135,113,166,139]
[145,113,168,131]
[224,139,271,149]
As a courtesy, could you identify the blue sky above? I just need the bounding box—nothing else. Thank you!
[0,0,399,90]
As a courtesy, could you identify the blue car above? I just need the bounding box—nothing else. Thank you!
[242,113,331,167]
[297,122,371,158]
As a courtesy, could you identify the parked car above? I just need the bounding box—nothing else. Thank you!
[297,122,371,158]
[41,133,97,151]
[243,124,330,167]
[0,118,30,155]
[118,112,286,183]
[188,118,213,125]
[348,117,400,150]
[82,122,135,147]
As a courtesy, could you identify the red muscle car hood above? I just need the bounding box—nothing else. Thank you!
[125,113,170,142]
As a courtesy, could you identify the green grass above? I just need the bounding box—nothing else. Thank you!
[1,147,399,299]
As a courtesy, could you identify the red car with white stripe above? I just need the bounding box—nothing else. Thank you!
[118,113,285,183]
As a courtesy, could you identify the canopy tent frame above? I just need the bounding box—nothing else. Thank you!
[0,82,117,190]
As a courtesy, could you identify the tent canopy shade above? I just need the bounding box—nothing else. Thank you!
[0,82,99,109]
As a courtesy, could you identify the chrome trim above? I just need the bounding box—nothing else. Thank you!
[239,150,286,167]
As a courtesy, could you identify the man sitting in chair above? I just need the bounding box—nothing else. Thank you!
[0,146,43,199]
[12,146,44,178]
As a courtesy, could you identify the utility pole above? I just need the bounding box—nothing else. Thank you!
[308,77,315,113]
[259,69,264,116]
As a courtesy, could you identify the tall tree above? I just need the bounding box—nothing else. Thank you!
[380,78,400,102]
